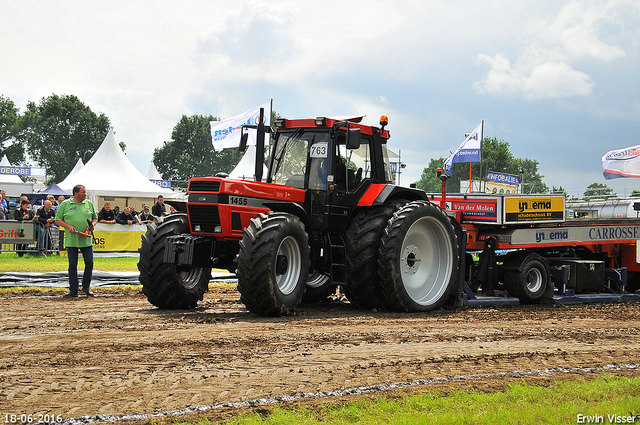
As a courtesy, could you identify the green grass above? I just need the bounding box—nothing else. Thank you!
[0,251,140,272]
[176,375,640,425]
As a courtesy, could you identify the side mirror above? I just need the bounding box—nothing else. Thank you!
[239,131,248,152]
[346,128,361,150]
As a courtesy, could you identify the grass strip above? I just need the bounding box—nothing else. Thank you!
[175,375,640,425]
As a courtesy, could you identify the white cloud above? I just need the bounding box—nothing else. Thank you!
[474,0,631,100]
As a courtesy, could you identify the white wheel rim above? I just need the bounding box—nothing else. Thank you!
[275,236,302,295]
[399,216,454,306]
[526,267,543,293]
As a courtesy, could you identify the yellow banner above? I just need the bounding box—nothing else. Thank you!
[92,223,146,251]
[504,196,565,222]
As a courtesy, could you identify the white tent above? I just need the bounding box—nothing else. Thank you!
[144,161,162,180]
[65,158,84,180]
[0,155,34,197]
[58,130,179,198]
[0,155,25,184]
[229,145,267,180]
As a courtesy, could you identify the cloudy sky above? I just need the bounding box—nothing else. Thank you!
[1,0,639,197]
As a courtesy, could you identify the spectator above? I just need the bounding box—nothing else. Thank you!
[97,202,116,224]
[116,206,136,225]
[128,205,142,224]
[55,184,97,297]
[0,193,6,220]
[138,205,155,224]
[113,206,120,214]
[152,195,166,217]
[14,199,35,257]
[57,195,66,206]
[36,200,56,252]
[0,189,7,219]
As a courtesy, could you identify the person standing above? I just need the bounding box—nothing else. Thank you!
[55,185,98,298]
[14,199,35,257]
[137,205,155,223]
[36,200,56,252]
[151,195,166,217]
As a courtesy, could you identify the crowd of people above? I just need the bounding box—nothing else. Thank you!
[0,189,175,256]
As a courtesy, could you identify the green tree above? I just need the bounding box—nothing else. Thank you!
[153,115,244,187]
[584,182,615,199]
[415,136,548,193]
[19,94,111,183]
[0,95,25,164]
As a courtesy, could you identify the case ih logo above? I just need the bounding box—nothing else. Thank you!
[0,229,24,239]
[606,148,640,160]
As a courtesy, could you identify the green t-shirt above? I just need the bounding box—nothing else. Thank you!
[55,198,97,248]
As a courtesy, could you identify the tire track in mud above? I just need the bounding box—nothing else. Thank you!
[0,287,639,420]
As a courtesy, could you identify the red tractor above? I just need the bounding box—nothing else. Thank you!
[138,112,460,316]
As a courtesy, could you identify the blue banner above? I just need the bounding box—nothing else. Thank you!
[486,171,519,185]
[151,180,172,188]
[0,166,31,176]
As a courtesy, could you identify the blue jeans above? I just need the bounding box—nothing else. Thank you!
[67,246,94,292]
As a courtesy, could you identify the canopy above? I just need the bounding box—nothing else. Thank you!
[58,129,179,198]
[22,183,72,205]
[229,145,267,180]
[0,154,24,184]
[144,161,162,180]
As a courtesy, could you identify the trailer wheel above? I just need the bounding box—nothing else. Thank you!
[237,212,309,316]
[378,201,459,312]
[138,213,210,309]
[504,255,548,303]
[343,201,405,309]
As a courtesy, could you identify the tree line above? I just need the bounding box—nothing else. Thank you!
[0,94,243,186]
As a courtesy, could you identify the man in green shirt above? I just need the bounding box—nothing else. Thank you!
[55,184,98,297]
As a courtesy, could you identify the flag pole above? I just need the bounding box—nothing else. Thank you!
[479,120,484,193]
[469,163,472,193]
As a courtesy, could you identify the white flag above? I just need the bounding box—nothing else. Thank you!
[210,101,271,151]
[602,144,640,179]
[444,121,483,174]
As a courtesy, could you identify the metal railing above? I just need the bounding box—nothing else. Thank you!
[0,221,62,256]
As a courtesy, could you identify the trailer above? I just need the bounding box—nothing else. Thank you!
[427,193,640,306]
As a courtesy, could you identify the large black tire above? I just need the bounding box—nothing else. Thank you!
[378,201,459,312]
[237,212,310,316]
[504,254,548,303]
[343,201,405,309]
[138,213,210,309]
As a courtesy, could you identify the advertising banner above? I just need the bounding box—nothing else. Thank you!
[485,171,519,194]
[504,196,565,223]
[91,223,146,252]
[0,221,36,243]
[429,195,499,224]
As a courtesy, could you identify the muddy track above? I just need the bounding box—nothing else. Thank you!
[1,285,639,423]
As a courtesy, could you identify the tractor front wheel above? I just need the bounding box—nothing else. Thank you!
[237,212,310,316]
[138,213,210,309]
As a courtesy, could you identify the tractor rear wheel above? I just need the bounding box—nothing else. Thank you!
[343,201,405,309]
[378,201,459,312]
[138,213,210,309]
[237,212,310,316]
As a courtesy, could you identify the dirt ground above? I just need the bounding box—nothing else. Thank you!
[1,284,639,424]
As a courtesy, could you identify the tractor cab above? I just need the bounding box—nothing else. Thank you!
[266,116,395,229]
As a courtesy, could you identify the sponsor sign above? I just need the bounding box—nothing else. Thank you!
[430,195,499,223]
[485,171,518,194]
[0,221,36,243]
[504,196,565,223]
[510,224,640,245]
[151,179,172,188]
[91,223,146,251]
[0,166,31,176]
